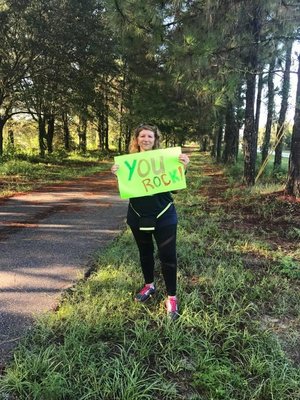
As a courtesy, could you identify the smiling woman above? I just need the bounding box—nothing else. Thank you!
[136,129,155,151]
[111,123,190,320]
[129,124,161,153]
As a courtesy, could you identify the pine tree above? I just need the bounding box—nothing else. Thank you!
[261,56,276,164]
[286,53,300,197]
[274,40,293,170]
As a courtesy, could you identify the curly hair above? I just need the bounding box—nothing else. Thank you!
[129,124,161,153]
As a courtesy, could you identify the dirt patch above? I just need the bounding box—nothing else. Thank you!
[198,166,230,206]
[199,165,300,250]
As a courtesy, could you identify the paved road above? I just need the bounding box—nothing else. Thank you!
[0,172,127,364]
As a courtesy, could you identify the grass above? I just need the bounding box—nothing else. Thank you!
[0,151,113,198]
[0,152,300,399]
[224,153,289,190]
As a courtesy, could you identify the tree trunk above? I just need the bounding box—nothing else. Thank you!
[216,123,223,162]
[274,40,293,170]
[62,112,70,151]
[78,114,87,152]
[97,108,108,152]
[97,115,104,151]
[285,54,300,197]
[103,91,110,151]
[223,102,239,164]
[243,71,258,184]
[0,118,7,157]
[210,126,217,158]
[104,105,109,151]
[200,136,208,152]
[46,115,55,154]
[211,114,224,162]
[124,125,131,151]
[261,57,275,164]
[118,68,126,153]
[38,115,47,157]
[8,129,14,147]
[243,4,261,185]
[255,72,264,137]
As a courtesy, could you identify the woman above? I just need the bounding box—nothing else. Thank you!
[111,124,190,320]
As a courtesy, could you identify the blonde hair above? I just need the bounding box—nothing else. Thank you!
[129,124,161,153]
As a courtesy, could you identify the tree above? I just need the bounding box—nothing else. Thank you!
[211,113,224,162]
[1,0,299,170]
[261,56,276,164]
[274,39,293,169]
[242,1,262,185]
[222,101,239,164]
[285,53,300,197]
[255,72,265,138]
[0,1,33,156]
[16,0,118,155]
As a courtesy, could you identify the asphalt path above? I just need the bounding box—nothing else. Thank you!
[0,172,127,365]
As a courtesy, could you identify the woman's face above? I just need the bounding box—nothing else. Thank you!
[137,129,155,152]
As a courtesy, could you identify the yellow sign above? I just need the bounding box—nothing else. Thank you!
[114,147,186,199]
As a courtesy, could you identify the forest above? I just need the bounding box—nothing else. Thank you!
[1,2,300,399]
[0,0,300,195]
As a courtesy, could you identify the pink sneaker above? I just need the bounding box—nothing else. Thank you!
[166,296,179,320]
[135,284,156,302]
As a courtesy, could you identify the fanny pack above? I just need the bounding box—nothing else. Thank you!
[130,202,173,231]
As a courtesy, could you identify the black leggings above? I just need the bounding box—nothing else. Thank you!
[130,224,177,296]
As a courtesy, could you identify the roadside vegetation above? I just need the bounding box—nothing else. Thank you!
[0,152,299,400]
[0,151,112,198]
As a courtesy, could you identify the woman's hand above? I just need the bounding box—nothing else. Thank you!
[179,154,190,170]
[111,164,119,175]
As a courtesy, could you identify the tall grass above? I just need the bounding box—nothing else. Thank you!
[0,153,299,400]
[224,153,289,191]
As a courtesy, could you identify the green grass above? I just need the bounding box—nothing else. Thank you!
[224,153,289,190]
[0,153,299,400]
[0,151,114,197]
